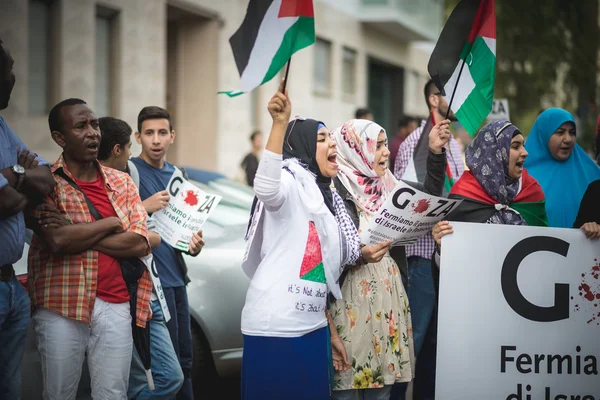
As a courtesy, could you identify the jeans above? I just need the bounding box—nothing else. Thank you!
[163,287,193,400]
[391,256,436,400]
[0,276,30,400]
[33,298,132,400]
[412,306,437,400]
[332,386,392,400]
[129,300,184,399]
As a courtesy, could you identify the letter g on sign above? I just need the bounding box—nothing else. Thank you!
[391,187,416,210]
[501,236,570,322]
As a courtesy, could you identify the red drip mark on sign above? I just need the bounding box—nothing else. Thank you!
[411,199,430,214]
[574,260,600,324]
[183,191,199,207]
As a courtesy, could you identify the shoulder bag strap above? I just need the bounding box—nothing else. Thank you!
[54,168,103,221]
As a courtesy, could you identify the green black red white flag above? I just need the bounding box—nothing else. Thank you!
[219,0,315,97]
[428,0,496,136]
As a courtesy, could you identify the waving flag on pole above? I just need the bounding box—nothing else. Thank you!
[219,0,315,97]
[428,0,496,136]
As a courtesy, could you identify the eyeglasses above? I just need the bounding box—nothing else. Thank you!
[285,116,306,151]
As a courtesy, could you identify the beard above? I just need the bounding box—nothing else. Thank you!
[438,103,458,122]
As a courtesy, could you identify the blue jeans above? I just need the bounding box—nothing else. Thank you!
[163,287,193,400]
[0,276,30,400]
[129,300,184,399]
[391,256,436,400]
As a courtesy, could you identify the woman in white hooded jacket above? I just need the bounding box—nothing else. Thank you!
[240,81,364,399]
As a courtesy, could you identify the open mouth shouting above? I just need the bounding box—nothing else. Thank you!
[378,159,388,170]
[86,140,99,153]
[327,152,338,169]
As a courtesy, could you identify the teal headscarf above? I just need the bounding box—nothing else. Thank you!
[524,108,600,228]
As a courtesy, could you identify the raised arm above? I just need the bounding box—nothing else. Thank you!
[253,80,292,210]
[421,119,451,196]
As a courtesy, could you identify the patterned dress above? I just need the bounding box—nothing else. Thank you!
[330,210,415,391]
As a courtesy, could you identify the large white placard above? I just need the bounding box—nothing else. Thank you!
[359,181,462,246]
[437,222,600,400]
[152,169,221,252]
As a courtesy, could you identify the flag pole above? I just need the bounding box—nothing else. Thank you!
[444,58,467,120]
[281,57,292,93]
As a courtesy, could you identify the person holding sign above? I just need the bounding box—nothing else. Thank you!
[240,80,361,400]
[573,179,600,239]
[97,116,184,399]
[130,106,205,400]
[430,121,546,397]
[524,108,600,228]
[329,118,451,399]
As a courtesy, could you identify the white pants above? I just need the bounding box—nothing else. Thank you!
[33,298,133,400]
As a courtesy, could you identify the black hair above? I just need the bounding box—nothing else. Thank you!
[98,117,132,161]
[250,130,262,142]
[424,79,438,109]
[137,106,172,133]
[48,98,87,133]
[398,116,418,128]
[355,108,371,119]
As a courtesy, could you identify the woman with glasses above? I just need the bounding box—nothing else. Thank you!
[328,118,451,400]
[240,81,361,400]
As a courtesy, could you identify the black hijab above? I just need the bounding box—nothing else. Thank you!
[247,118,335,234]
[282,118,335,214]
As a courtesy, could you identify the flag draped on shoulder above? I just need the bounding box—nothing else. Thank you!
[219,0,315,97]
[449,169,548,227]
[428,0,496,136]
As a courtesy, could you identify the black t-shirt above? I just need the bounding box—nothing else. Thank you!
[241,153,259,187]
[573,179,600,228]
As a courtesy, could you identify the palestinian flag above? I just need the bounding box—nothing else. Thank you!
[219,0,315,97]
[448,169,549,227]
[428,0,496,136]
[299,222,326,284]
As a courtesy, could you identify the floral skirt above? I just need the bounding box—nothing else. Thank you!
[330,254,414,390]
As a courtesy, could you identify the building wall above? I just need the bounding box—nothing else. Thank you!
[0,0,435,177]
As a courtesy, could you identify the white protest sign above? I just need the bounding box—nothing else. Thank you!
[359,181,462,246]
[437,222,600,400]
[141,254,171,322]
[488,99,510,121]
[152,169,221,252]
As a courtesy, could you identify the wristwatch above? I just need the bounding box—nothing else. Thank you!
[11,164,25,191]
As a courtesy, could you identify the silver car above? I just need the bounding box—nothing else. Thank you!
[16,177,252,399]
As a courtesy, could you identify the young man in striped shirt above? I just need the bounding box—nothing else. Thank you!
[392,79,465,400]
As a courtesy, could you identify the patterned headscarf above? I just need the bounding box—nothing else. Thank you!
[465,120,526,225]
[333,119,396,213]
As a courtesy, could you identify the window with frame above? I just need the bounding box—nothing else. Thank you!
[28,0,53,114]
[95,7,118,117]
[341,47,357,96]
[313,38,332,95]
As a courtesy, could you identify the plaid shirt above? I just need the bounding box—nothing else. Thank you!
[394,119,465,260]
[28,155,153,328]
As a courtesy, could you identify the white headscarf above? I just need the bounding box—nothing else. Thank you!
[333,119,396,213]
